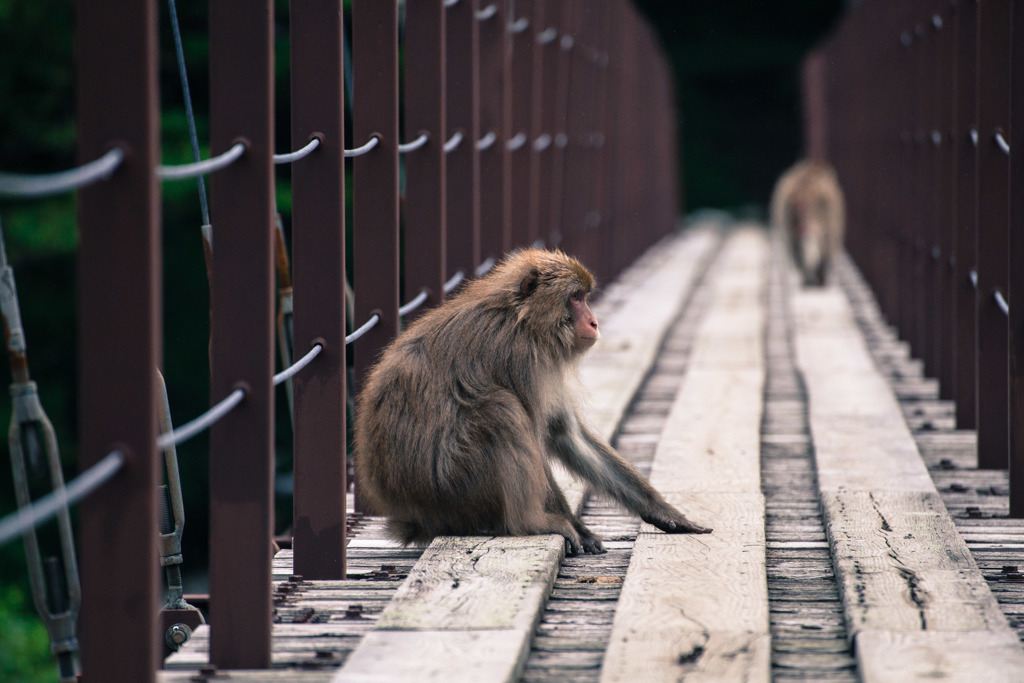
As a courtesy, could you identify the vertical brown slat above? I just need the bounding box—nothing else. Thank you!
[352,0,400,388]
[558,1,583,256]
[445,0,481,279]
[1007,0,1024,514]
[290,0,347,581]
[77,1,160,680]
[405,0,447,314]
[528,0,552,247]
[954,0,979,430]
[207,0,276,668]
[547,1,573,250]
[936,2,956,402]
[923,5,941,385]
[508,0,534,249]
[975,0,1011,469]
[478,0,510,260]
[911,13,928,370]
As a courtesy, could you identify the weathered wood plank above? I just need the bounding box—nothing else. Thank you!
[602,226,769,682]
[793,279,1024,680]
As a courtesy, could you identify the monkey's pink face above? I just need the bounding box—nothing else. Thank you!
[571,291,600,350]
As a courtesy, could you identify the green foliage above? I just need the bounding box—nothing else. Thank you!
[0,581,57,683]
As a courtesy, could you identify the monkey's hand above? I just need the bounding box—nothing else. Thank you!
[576,526,606,555]
[641,512,712,534]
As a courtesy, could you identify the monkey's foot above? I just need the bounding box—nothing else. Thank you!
[641,513,712,534]
[575,525,607,554]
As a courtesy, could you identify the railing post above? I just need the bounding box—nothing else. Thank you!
[76,0,161,680]
[529,0,554,249]
[975,0,1011,470]
[953,0,979,431]
[290,0,348,580]
[936,0,956,402]
[508,0,534,249]
[478,0,510,259]
[1008,0,1024,515]
[207,0,276,668]
[445,0,481,280]
[404,0,447,314]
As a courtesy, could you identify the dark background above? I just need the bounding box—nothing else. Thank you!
[0,1,844,679]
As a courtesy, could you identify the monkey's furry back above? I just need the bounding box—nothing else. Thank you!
[352,248,596,538]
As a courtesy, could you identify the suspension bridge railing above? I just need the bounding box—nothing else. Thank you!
[804,0,1024,510]
[0,0,679,679]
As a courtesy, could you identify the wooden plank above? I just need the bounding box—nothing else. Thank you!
[602,226,769,682]
[792,281,1024,680]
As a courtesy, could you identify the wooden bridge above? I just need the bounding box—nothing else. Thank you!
[158,220,1024,682]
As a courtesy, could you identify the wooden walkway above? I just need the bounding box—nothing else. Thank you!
[161,218,1024,682]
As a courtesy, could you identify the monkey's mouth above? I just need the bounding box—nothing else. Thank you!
[578,333,599,348]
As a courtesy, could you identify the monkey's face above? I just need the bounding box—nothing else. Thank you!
[571,290,600,350]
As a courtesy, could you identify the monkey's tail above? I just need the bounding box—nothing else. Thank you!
[386,518,434,547]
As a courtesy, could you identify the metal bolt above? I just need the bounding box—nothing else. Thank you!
[344,604,364,619]
[966,506,983,518]
[950,483,968,493]
[939,459,956,470]
[166,623,193,651]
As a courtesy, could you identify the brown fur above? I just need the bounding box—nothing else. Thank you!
[770,161,846,286]
[353,248,711,556]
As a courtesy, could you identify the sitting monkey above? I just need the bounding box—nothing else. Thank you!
[354,248,711,556]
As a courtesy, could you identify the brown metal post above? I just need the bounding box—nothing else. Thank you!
[478,0,510,260]
[508,0,535,249]
[528,0,553,248]
[351,0,400,514]
[352,0,400,389]
[76,1,161,680]
[953,0,979,430]
[547,1,573,250]
[1007,0,1024,514]
[975,0,1011,469]
[404,0,447,314]
[290,0,348,580]
[207,0,276,668]
[445,0,481,279]
[936,1,956,402]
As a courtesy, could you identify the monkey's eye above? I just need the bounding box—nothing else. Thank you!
[570,290,585,304]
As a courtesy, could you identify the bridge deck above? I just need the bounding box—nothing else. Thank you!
[161,219,1024,682]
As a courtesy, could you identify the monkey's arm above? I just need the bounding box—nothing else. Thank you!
[541,459,605,554]
[546,412,711,534]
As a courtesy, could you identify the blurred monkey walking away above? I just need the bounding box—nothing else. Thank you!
[770,161,846,286]
[354,249,711,556]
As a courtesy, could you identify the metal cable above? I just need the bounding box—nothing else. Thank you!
[445,0,459,6]
[970,128,979,147]
[345,136,380,158]
[995,131,1010,155]
[167,0,210,224]
[475,257,496,277]
[346,313,380,345]
[443,270,466,294]
[0,148,124,199]
[476,4,497,20]
[273,343,323,386]
[399,289,430,317]
[536,27,558,44]
[274,137,322,165]
[0,451,125,547]
[970,269,978,289]
[995,290,1009,316]
[506,133,528,151]
[509,17,529,33]
[477,131,497,150]
[444,131,464,153]
[533,134,552,152]
[398,133,430,154]
[157,142,246,181]
[156,387,246,450]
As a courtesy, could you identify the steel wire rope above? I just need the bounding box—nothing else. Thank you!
[0,148,124,199]
[345,136,380,158]
[398,133,430,154]
[157,142,246,181]
[274,137,322,164]
[0,451,125,547]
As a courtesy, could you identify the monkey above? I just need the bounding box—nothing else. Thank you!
[353,248,711,557]
[769,160,846,287]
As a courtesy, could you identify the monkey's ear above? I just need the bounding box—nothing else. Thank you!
[520,268,540,297]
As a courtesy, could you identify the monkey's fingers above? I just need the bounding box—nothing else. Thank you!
[642,514,713,535]
[564,535,582,557]
[581,536,606,555]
